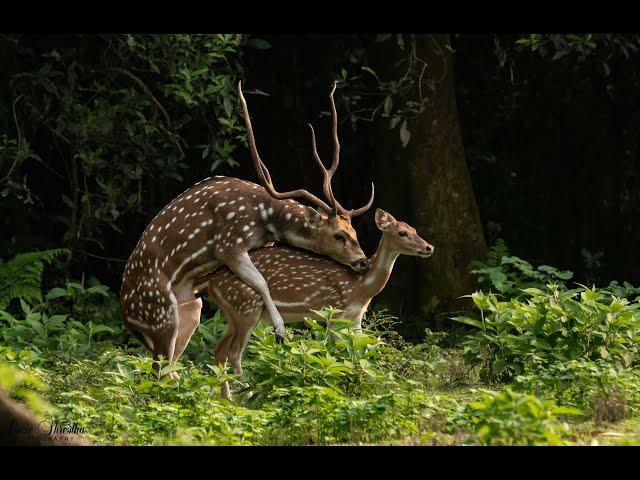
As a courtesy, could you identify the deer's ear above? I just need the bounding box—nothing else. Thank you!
[303,207,324,229]
[375,208,396,231]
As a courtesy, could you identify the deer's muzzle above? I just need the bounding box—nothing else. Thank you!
[419,245,435,258]
[350,258,370,272]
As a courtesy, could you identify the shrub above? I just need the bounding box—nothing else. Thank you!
[263,384,437,445]
[465,388,580,445]
[452,285,640,381]
[604,281,640,301]
[470,240,573,298]
[1,35,247,256]
[375,327,477,390]
[243,308,387,401]
[0,361,52,416]
[0,249,68,310]
[515,359,640,422]
[0,279,126,356]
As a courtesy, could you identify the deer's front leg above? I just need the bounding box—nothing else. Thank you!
[224,251,285,342]
[171,297,202,366]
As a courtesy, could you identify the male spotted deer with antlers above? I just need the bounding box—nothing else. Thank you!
[207,208,434,399]
[120,81,374,376]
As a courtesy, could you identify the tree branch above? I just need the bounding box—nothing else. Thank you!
[107,67,185,157]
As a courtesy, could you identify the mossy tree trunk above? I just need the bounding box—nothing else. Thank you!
[242,35,486,336]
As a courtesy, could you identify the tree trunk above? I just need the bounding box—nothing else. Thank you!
[242,35,486,337]
[372,35,487,335]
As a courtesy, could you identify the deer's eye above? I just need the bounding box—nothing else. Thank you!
[334,233,346,244]
[398,231,408,237]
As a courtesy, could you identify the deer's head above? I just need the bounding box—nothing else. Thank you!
[298,208,368,270]
[239,80,374,272]
[375,209,434,258]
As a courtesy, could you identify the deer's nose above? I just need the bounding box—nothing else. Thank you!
[422,244,435,256]
[351,258,370,272]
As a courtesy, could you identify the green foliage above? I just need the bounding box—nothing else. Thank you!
[4,348,272,446]
[44,277,121,332]
[0,280,124,356]
[182,306,229,364]
[2,291,639,445]
[482,238,510,267]
[243,308,394,401]
[377,327,478,390]
[264,385,436,445]
[465,388,579,446]
[515,359,640,422]
[1,253,639,445]
[1,34,246,256]
[470,241,573,297]
[605,281,640,301]
[453,285,640,381]
[0,133,41,203]
[514,34,640,73]
[0,249,68,310]
[0,302,460,446]
[0,361,52,416]
[581,247,604,271]
[337,34,445,147]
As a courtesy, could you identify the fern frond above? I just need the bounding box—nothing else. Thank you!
[487,239,510,267]
[0,248,69,309]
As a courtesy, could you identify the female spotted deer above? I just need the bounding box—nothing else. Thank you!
[207,209,434,399]
[120,81,374,376]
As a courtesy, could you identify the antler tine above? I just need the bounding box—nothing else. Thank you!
[306,82,343,217]
[320,81,375,218]
[308,123,338,217]
[238,81,268,188]
[328,81,340,176]
[238,81,333,213]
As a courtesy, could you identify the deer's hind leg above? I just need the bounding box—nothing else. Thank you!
[213,295,262,401]
[227,309,261,376]
[225,306,262,400]
[214,323,236,401]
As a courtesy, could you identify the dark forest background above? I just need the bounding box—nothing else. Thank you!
[1,34,639,340]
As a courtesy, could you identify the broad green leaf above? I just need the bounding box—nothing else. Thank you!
[400,119,411,148]
[246,38,272,50]
[451,316,485,329]
[46,287,68,299]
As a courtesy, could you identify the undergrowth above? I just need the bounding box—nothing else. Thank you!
[1,246,639,445]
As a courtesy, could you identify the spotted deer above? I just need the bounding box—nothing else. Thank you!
[120,81,374,376]
[207,208,434,399]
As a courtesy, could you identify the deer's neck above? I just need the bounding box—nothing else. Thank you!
[268,199,317,248]
[357,235,399,300]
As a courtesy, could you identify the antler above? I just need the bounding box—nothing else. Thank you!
[238,81,333,214]
[308,82,375,218]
